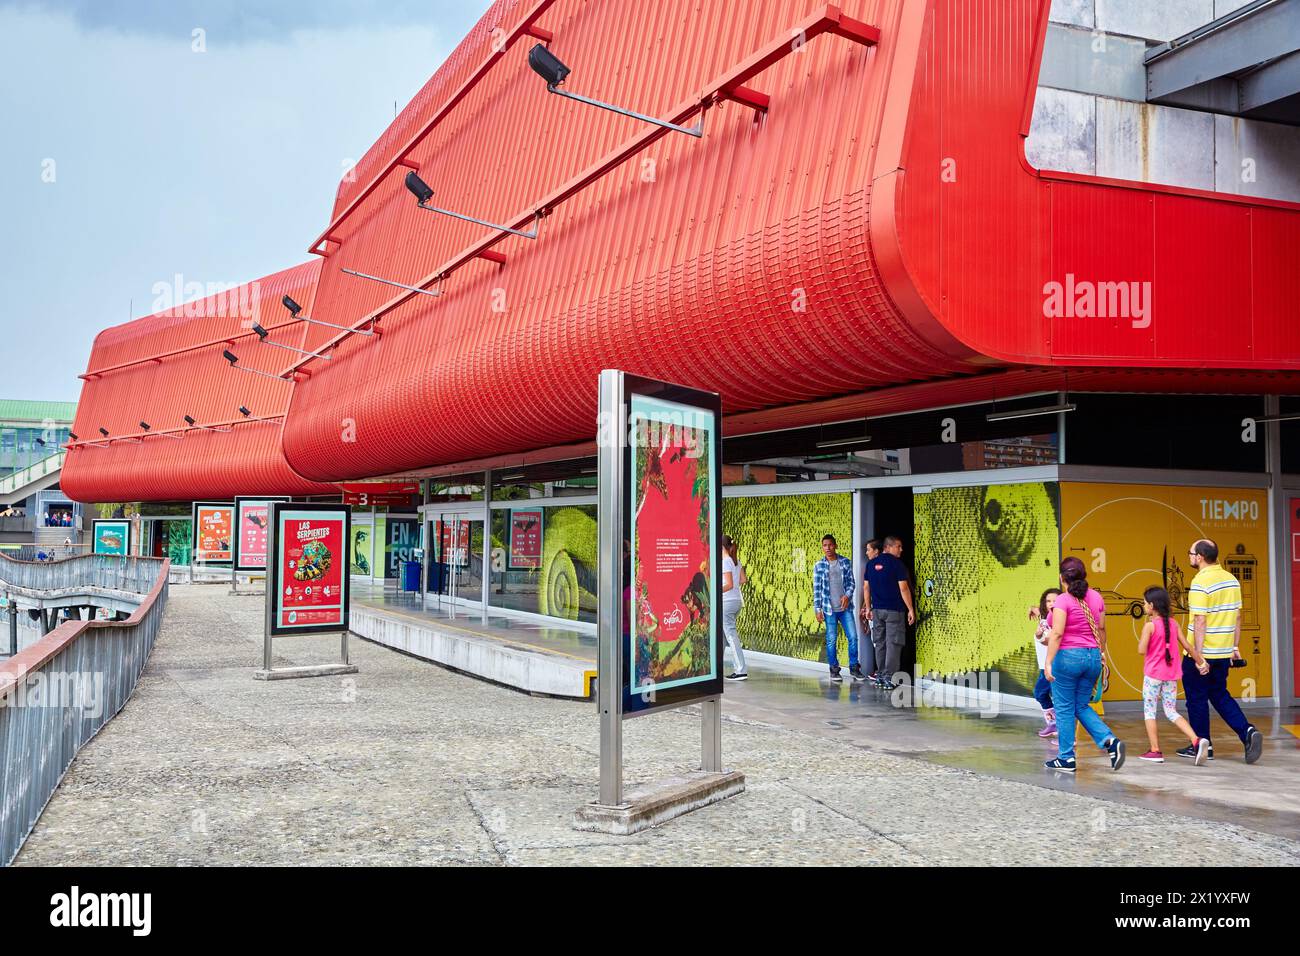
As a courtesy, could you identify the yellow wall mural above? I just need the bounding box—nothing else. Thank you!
[1060,483,1272,701]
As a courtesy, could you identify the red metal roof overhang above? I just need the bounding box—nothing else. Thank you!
[276,0,1300,484]
[62,261,339,503]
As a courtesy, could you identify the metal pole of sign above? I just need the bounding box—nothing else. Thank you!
[262,540,274,673]
[597,369,625,806]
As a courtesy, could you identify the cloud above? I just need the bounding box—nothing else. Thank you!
[0,0,485,44]
[0,2,493,401]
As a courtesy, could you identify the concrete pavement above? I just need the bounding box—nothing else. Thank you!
[16,585,1300,866]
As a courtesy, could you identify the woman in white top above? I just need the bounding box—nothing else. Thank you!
[721,534,747,680]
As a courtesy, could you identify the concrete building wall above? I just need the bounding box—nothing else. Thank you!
[1026,0,1300,202]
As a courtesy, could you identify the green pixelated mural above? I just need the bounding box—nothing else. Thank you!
[721,493,852,662]
[913,481,1060,694]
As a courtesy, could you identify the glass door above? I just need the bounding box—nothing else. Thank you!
[429,512,484,613]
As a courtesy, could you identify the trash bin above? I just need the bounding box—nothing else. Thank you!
[400,559,421,593]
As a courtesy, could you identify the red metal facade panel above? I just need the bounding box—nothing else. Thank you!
[63,261,337,502]
[282,0,986,481]
[888,0,1300,369]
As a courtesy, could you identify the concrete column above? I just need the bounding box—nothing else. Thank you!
[1265,395,1294,706]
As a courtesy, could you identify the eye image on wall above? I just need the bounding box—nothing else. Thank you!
[1060,483,1272,701]
[914,482,1061,693]
[721,493,852,662]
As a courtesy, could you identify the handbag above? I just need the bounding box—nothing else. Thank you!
[1077,596,1110,703]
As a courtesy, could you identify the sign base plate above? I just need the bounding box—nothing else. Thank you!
[572,769,745,835]
[254,664,359,681]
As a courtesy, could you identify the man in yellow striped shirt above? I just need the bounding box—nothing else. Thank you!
[1179,539,1263,764]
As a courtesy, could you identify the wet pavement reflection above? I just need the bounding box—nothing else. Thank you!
[352,580,1299,840]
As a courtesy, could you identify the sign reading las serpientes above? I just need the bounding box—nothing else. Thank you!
[268,503,351,636]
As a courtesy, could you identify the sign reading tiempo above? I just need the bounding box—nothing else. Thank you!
[268,503,351,635]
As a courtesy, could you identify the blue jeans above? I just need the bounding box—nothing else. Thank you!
[1033,670,1054,712]
[1050,647,1114,760]
[824,609,859,670]
[1181,657,1251,744]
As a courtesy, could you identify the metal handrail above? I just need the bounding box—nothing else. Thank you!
[0,557,169,865]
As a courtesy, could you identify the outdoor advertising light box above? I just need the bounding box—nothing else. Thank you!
[233,496,289,572]
[191,502,234,565]
[268,502,351,636]
[91,518,131,556]
[619,374,723,717]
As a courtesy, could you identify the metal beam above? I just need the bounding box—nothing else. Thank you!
[1147,0,1300,102]
[1240,49,1300,113]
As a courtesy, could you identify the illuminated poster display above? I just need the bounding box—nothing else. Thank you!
[386,517,420,577]
[233,496,288,571]
[626,388,721,713]
[508,509,543,569]
[438,519,470,568]
[269,503,351,635]
[91,519,131,556]
[1060,483,1272,701]
[191,502,234,565]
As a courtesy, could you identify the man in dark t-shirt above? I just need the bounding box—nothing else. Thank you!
[863,535,915,689]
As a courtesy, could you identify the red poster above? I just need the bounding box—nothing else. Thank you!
[509,510,543,569]
[438,519,470,568]
[194,505,233,563]
[277,514,346,629]
[1292,498,1300,697]
[630,393,715,692]
[237,501,272,568]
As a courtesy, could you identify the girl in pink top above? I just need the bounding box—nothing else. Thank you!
[1137,586,1209,765]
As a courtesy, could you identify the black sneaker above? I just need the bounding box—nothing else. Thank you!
[1044,757,1076,772]
[725,671,748,682]
[877,676,897,691]
[1244,726,1263,765]
[1176,742,1214,760]
[829,668,843,683]
[1107,737,1126,771]
[849,666,866,682]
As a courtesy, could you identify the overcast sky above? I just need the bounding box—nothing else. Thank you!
[0,0,492,403]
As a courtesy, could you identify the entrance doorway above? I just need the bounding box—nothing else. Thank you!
[427,512,484,612]
[862,487,917,677]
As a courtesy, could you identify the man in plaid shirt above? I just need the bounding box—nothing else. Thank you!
[813,534,862,682]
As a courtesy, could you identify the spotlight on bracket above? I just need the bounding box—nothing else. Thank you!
[404,171,538,239]
[239,406,251,418]
[247,326,331,360]
[223,349,290,381]
[281,292,374,335]
[527,43,703,137]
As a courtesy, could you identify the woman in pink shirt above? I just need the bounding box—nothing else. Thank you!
[1137,586,1210,764]
[1044,557,1126,772]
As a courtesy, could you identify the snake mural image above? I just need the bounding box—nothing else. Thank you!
[914,482,1061,694]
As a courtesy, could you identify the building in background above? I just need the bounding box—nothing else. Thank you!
[0,399,79,555]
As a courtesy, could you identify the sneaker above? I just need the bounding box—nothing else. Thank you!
[1176,742,1213,760]
[725,671,748,682]
[829,668,843,683]
[1139,750,1164,762]
[1037,721,1058,738]
[849,666,866,682]
[1244,726,1263,765]
[1044,757,1076,772]
[867,671,879,682]
[877,677,897,691]
[1194,737,1209,766]
[1107,737,1126,771]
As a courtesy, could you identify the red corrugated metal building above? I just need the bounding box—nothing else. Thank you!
[62,261,337,502]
